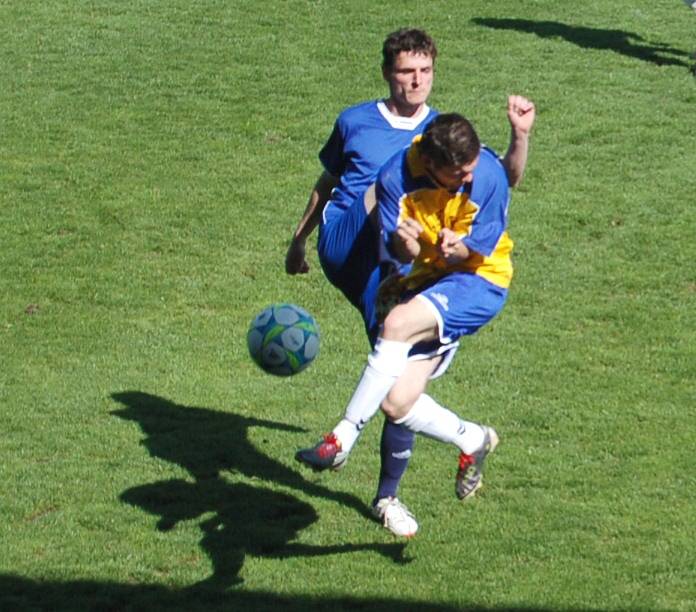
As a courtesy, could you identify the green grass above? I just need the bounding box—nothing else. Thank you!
[1,1,695,610]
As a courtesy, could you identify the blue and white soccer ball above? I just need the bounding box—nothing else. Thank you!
[247,303,320,376]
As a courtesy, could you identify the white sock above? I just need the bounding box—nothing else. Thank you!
[395,393,485,454]
[332,418,361,452]
[334,338,411,453]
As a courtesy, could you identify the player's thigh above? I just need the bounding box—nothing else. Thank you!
[418,273,508,344]
[317,195,373,272]
[317,199,377,306]
[381,295,440,344]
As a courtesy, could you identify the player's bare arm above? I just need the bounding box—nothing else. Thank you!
[286,171,339,274]
[501,94,536,188]
[362,183,382,230]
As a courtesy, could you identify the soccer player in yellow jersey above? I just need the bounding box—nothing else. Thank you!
[288,28,534,538]
[297,114,517,506]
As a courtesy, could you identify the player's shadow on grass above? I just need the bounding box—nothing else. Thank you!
[111,391,406,590]
[472,18,690,68]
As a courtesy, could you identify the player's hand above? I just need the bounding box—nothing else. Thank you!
[285,239,309,274]
[393,218,423,262]
[507,95,535,135]
[437,228,469,264]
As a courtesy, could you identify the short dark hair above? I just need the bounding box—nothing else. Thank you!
[418,114,481,169]
[382,28,437,71]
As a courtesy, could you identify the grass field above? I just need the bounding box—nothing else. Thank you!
[1,1,695,610]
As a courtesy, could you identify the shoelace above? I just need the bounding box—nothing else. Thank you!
[317,433,340,458]
[458,452,475,470]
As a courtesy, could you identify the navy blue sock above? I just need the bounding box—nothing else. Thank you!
[373,418,416,505]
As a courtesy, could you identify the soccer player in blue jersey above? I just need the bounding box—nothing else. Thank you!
[287,29,535,537]
[296,113,517,519]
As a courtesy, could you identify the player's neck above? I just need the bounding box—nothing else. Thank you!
[384,97,426,118]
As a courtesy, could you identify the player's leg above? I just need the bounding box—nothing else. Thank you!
[392,273,508,499]
[330,296,439,450]
[363,265,418,503]
[311,197,399,464]
[373,337,480,535]
[317,192,377,310]
[370,343,481,533]
[374,421,416,503]
[295,296,439,470]
[308,199,422,484]
[395,396,498,501]
[370,355,440,537]
[353,263,421,537]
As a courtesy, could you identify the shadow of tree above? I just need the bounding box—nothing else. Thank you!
[472,18,690,68]
[111,391,406,590]
[1,573,583,612]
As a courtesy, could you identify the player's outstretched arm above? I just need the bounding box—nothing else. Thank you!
[501,95,536,188]
[285,171,339,274]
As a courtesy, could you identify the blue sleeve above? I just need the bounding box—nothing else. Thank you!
[318,118,345,177]
[462,155,510,257]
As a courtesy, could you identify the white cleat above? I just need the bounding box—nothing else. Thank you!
[455,425,499,500]
[372,497,418,538]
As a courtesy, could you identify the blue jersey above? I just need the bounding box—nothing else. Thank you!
[378,139,513,289]
[320,100,437,222]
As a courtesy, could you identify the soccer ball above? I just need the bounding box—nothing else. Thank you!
[247,303,320,376]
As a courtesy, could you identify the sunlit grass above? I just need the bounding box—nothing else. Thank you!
[1,1,694,610]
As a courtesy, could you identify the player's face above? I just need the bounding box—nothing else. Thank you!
[384,51,434,116]
[424,156,480,192]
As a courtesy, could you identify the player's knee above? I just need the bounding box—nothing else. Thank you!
[381,378,422,421]
[381,392,412,421]
[381,304,415,341]
[317,245,344,275]
[380,396,400,420]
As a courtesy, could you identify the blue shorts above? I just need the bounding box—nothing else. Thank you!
[318,196,379,320]
[410,272,508,345]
